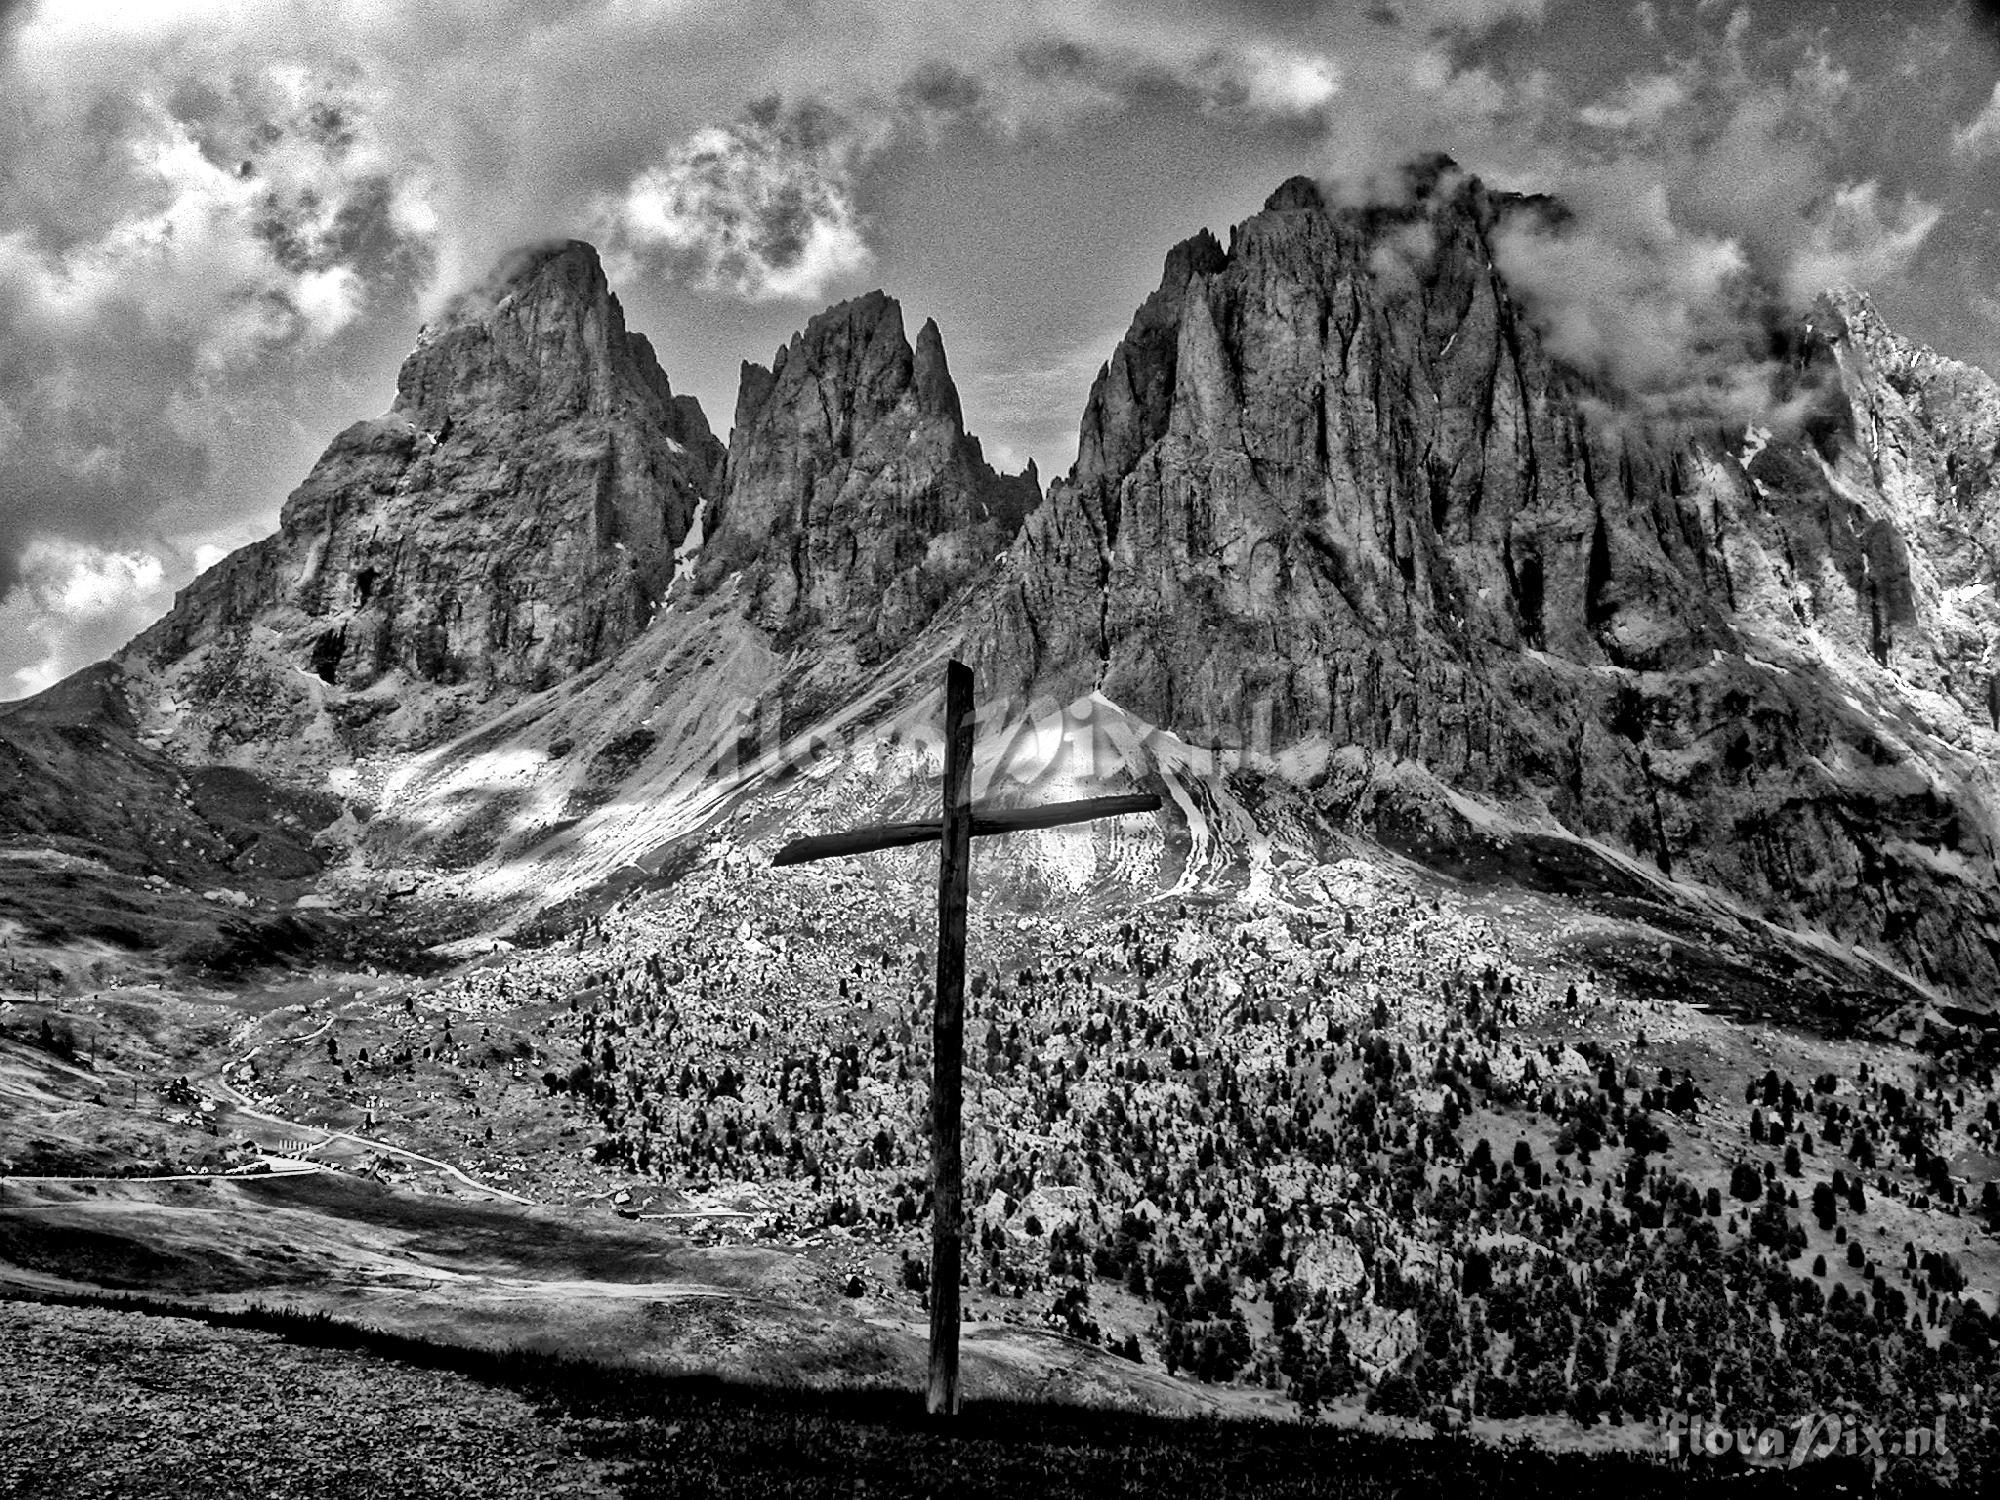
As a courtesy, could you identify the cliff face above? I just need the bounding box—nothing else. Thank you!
[1812,288,2000,717]
[964,174,2000,1000]
[696,291,1038,661]
[128,241,725,700]
[982,173,1729,722]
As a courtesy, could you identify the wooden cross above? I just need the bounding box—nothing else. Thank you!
[772,659,1160,1415]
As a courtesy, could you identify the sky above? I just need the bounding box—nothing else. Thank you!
[4,0,2000,698]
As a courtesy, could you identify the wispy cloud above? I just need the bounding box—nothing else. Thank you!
[601,108,872,304]
[0,538,177,697]
[1953,79,2000,157]
[1308,8,1955,424]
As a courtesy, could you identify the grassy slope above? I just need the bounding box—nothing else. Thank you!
[1,1291,1902,1500]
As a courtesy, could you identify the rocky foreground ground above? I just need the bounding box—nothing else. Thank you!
[0,1300,617,1500]
[0,1296,1861,1500]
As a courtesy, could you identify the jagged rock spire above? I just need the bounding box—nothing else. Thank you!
[967,171,2000,1002]
[696,290,1037,656]
[128,239,725,715]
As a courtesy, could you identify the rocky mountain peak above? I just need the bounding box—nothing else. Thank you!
[1262,174,1326,214]
[764,290,911,414]
[1071,228,1229,497]
[1161,226,1230,289]
[124,238,726,756]
[968,176,2000,1004]
[391,240,716,459]
[694,290,1037,658]
[912,315,963,426]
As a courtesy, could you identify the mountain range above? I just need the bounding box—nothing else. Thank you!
[7,164,2000,1019]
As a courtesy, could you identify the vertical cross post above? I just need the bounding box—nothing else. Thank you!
[771,661,1161,1417]
[927,659,974,1416]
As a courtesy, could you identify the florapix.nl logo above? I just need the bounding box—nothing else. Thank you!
[1659,1409,1948,1467]
[699,682,1308,795]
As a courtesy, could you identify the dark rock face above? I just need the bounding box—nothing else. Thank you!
[697,291,1038,659]
[968,174,2000,1001]
[129,241,725,697]
[983,173,1730,720]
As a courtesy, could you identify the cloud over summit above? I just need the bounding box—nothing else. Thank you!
[602,107,872,304]
[1295,8,1962,427]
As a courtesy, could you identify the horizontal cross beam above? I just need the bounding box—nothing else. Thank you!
[770,792,1162,867]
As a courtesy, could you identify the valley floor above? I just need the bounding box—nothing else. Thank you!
[3,844,1998,1493]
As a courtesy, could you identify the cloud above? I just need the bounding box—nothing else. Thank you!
[1190,42,1344,119]
[1486,112,1947,421]
[1489,183,1773,420]
[1577,72,1689,131]
[1305,8,1953,426]
[0,45,436,578]
[1785,182,1943,301]
[1953,79,2000,157]
[1408,0,1548,27]
[0,538,178,697]
[601,109,873,304]
[1238,46,1343,114]
[1489,163,1940,424]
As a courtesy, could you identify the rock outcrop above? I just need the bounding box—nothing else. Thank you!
[129,241,724,703]
[695,291,1038,660]
[963,171,2000,1002]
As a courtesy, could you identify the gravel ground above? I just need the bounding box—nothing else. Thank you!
[0,1300,619,1499]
